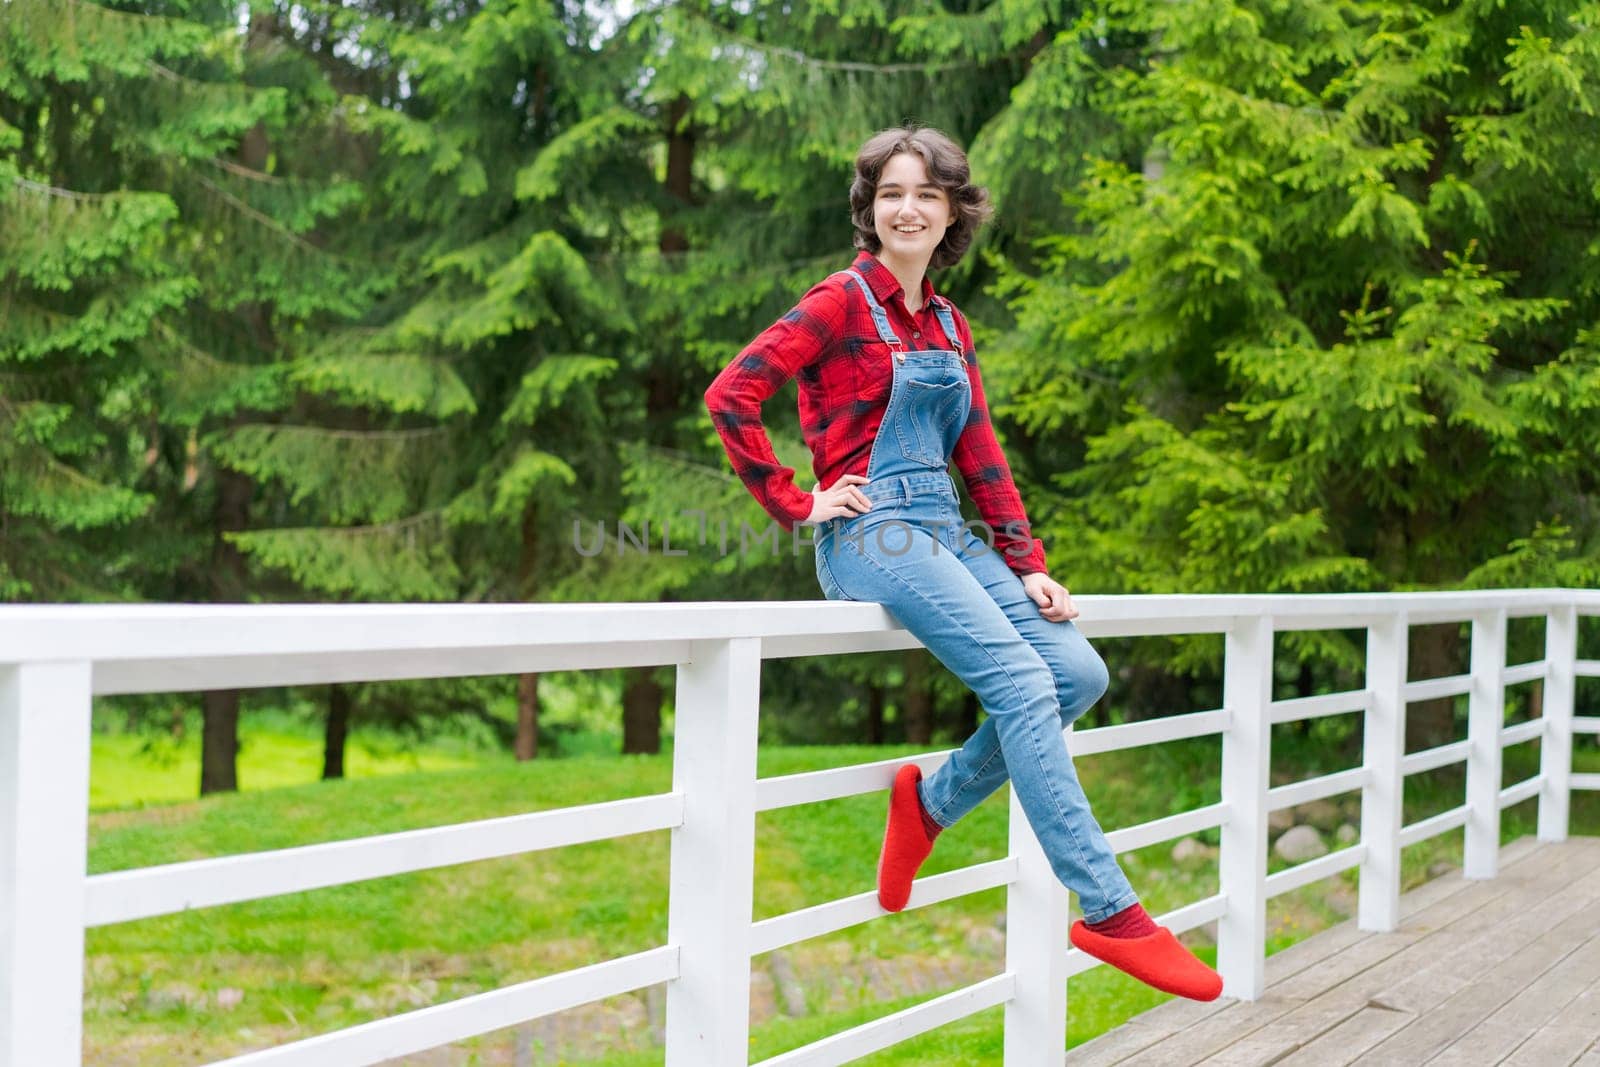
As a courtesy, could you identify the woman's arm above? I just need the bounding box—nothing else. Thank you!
[704,280,848,527]
[947,311,1050,577]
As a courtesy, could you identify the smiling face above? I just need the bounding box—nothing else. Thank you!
[871,151,954,272]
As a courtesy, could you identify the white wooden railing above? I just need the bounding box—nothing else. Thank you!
[2,590,1597,1066]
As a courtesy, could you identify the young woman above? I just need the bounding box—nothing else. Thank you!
[704,127,1221,1002]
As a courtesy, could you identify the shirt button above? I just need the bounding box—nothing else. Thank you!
[912,331,922,339]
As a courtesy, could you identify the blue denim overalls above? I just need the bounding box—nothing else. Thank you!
[813,268,1137,922]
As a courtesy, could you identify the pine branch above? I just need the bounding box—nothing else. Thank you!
[206,157,284,184]
[678,7,973,74]
[273,509,446,539]
[192,173,323,254]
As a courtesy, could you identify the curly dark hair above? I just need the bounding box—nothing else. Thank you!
[849,126,993,271]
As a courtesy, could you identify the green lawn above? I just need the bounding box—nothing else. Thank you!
[90,728,490,811]
[83,731,1600,1065]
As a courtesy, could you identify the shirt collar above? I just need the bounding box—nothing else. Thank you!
[853,251,946,311]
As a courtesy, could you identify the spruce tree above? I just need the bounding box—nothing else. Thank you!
[993,0,1600,742]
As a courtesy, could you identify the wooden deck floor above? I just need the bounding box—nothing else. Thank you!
[1068,836,1600,1067]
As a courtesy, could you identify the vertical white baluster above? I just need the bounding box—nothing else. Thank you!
[665,638,761,1067]
[1538,604,1577,842]
[0,661,93,1067]
[1218,614,1272,1001]
[1359,613,1408,932]
[1002,786,1069,1065]
[1465,610,1507,879]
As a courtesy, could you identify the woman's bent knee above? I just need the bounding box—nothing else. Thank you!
[1058,645,1110,725]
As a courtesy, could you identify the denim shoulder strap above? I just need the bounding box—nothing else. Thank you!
[932,302,963,356]
[843,268,903,348]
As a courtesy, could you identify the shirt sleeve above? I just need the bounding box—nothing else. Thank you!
[704,280,847,529]
[947,309,1050,577]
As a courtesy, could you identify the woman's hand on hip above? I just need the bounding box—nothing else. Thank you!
[807,474,873,524]
[1021,572,1078,622]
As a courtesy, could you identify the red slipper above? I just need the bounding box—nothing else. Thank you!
[877,764,938,912]
[1069,920,1223,1001]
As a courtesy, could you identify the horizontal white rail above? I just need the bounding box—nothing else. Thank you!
[1502,660,1547,686]
[1499,777,1543,809]
[761,630,922,659]
[754,751,948,812]
[1068,709,1229,757]
[208,946,679,1067]
[0,590,1583,683]
[1402,739,1471,777]
[1155,892,1229,936]
[752,974,1016,1067]
[1268,689,1370,725]
[1403,673,1474,704]
[1265,844,1365,899]
[1574,659,1600,677]
[1105,802,1230,855]
[1573,717,1600,735]
[1500,719,1545,749]
[1267,767,1368,812]
[748,859,1017,956]
[1399,804,1470,848]
[85,794,684,927]
[1573,773,1600,791]
[96,641,699,696]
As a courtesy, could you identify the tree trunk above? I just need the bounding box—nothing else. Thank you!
[866,684,885,745]
[200,467,251,795]
[622,667,663,755]
[1122,661,1193,722]
[903,650,932,745]
[660,94,694,255]
[515,673,540,761]
[323,684,351,780]
[1408,623,1465,750]
[200,689,240,794]
[956,691,980,740]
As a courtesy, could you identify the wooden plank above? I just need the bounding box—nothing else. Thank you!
[1184,843,1600,1066]
[1281,859,1600,1065]
[1114,994,1309,1067]
[1426,926,1600,1065]
[1501,981,1600,1066]
[1064,1021,1170,1067]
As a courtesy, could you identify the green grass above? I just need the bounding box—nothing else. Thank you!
[90,728,491,811]
[83,732,1600,1065]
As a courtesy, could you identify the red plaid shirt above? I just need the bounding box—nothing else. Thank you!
[704,252,1048,576]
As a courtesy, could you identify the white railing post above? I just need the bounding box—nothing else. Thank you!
[1538,603,1577,842]
[0,661,93,1067]
[1465,609,1507,878]
[665,638,761,1066]
[1002,787,1068,1065]
[1217,614,1272,1001]
[1359,612,1408,931]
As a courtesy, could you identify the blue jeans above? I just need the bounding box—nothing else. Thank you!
[814,471,1138,922]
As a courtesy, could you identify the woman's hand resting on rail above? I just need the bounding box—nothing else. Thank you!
[1021,572,1078,623]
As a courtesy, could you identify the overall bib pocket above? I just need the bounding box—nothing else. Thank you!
[894,375,971,467]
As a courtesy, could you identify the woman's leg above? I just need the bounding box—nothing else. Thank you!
[823,516,1135,921]
[918,527,1111,831]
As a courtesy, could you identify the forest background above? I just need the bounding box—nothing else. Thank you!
[6,0,1600,796]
